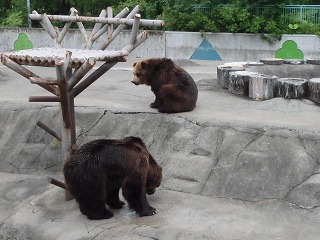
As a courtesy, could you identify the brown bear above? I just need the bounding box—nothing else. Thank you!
[131,58,198,113]
[63,136,162,220]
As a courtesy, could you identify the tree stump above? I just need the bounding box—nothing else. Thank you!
[249,74,277,100]
[306,59,320,65]
[275,78,308,99]
[308,78,320,104]
[283,59,305,65]
[217,65,245,89]
[248,62,264,66]
[228,71,259,96]
[260,58,284,65]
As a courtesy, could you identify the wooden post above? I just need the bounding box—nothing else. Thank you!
[249,74,277,100]
[275,78,308,99]
[308,78,320,104]
[217,65,245,89]
[228,71,259,96]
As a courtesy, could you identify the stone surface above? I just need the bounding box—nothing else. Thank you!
[247,64,320,80]
[287,174,320,208]
[1,59,320,239]
[1,173,320,240]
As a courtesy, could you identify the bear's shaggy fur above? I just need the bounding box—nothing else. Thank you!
[63,136,162,220]
[132,58,198,113]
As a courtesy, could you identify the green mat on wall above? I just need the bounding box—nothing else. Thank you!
[14,33,33,51]
[275,40,304,59]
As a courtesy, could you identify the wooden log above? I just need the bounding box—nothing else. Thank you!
[306,59,320,65]
[49,177,67,189]
[308,78,320,104]
[275,78,308,99]
[37,120,61,141]
[283,59,305,65]
[248,62,264,66]
[29,96,60,102]
[228,71,259,96]
[260,58,284,65]
[217,65,245,89]
[249,74,277,100]
[49,177,74,200]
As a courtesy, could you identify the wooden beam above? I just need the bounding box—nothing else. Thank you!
[37,120,61,141]
[1,55,58,96]
[29,96,60,102]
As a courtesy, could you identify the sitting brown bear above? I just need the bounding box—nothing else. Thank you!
[63,136,162,220]
[132,58,198,113]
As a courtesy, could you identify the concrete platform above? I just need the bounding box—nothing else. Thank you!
[1,58,320,240]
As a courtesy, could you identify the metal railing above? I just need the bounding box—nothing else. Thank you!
[192,5,320,25]
[282,5,320,24]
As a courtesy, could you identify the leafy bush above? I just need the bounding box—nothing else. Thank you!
[0,11,24,27]
[160,5,218,32]
[1,0,320,42]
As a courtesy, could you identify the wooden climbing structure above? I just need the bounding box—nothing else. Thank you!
[0,6,164,198]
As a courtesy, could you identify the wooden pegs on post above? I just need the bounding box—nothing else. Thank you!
[37,120,61,141]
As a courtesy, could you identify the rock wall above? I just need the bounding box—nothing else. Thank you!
[1,106,320,208]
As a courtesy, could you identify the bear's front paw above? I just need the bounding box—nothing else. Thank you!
[149,102,158,108]
[139,207,158,217]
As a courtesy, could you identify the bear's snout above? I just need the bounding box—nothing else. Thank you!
[131,80,140,85]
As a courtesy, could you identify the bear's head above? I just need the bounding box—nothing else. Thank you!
[132,58,174,86]
[146,154,162,195]
[132,60,151,86]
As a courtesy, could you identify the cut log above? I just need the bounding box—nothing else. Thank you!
[275,78,308,99]
[248,62,264,66]
[283,59,305,65]
[260,58,284,65]
[306,59,320,65]
[249,74,277,100]
[228,71,259,96]
[308,78,320,104]
[217,65,245,89]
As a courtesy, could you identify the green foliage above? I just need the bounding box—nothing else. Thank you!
[160,4,218,32]
[0,11,24,27]
[114,0,165,19]
[1,0,320,41]
[0,0,27,27]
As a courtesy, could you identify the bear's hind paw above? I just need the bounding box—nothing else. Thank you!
[149,102,158,108]
[108,200,125,209]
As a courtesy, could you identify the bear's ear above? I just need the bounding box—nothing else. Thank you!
[140,61,148,69]
[133,62,137,67]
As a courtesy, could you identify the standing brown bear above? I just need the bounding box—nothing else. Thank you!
[63,136,162,220]
[132,58,198,113]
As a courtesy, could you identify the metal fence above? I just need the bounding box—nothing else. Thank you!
[282,5,320,24]
[192,5,320,25]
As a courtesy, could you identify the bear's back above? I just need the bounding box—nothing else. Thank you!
[65,138,147,170]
